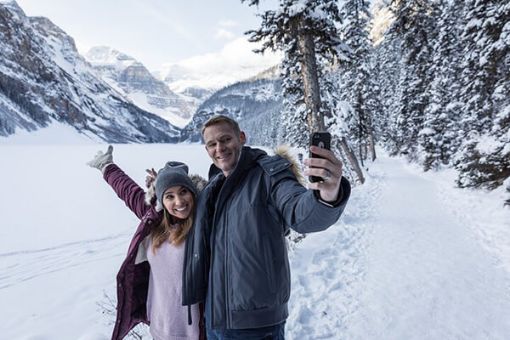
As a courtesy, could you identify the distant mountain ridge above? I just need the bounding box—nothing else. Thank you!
[85,46,199,127]
[0,1,180,142]
[181,68,283,146]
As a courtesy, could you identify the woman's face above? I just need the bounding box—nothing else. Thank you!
[162,185,194,220]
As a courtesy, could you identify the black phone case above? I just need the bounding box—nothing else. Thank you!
[309,132,331,183]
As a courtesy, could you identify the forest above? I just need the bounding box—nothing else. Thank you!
[243,0,509,204]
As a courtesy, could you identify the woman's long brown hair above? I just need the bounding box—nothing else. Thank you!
[151,196,194,253]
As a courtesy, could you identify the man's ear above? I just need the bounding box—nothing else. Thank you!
[240,131,246,144]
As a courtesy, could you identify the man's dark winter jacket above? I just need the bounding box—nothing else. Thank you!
[182,146,351,330]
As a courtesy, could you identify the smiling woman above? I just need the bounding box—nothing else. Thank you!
[86,145,207,339]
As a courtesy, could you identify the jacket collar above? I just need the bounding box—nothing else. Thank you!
[207,146,267,180]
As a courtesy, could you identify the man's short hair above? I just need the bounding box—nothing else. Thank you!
[201,115,241,137]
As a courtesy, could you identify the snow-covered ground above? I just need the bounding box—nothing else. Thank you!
[287,154,510,340]
[1,137,509,339]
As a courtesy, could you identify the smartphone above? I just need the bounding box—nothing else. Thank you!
[309,131,331,183]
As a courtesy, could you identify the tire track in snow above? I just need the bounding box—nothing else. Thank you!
[0,233,129,290]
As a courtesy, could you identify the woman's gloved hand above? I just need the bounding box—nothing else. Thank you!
[87,145,114,172]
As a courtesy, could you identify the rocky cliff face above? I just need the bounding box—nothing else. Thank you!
[86,46,197,125]
[0,1,180,142]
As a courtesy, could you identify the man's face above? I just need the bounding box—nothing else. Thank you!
[203,122,245,177]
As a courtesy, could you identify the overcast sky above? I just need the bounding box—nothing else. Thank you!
[15,0,280,73]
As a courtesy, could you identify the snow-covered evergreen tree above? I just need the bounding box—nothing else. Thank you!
[455,0,510,189]
[338,0,377,165]
[243,0,365,183]
[389,0,438,162]
[372,19,403,156]
[243,0,350,146]
[421,0,464,171]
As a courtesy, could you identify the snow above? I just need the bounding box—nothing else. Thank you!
[0,121,99,145]
[127,91,191,128]
[475,134,500,154]
[1,143,509,339]
[418,127,435,136]
[85,46,136,72]
[43,35,75,75]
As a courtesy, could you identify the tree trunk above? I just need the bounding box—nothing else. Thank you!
[368,130,377,162]
[293,16,324,131]
[366,112,377,161]
[338,137,365,184]
[292,16,365,184]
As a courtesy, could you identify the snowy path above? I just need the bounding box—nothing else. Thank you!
[287,153,510,340]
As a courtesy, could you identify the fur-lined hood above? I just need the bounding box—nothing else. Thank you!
[272,145,305,185]
[145,172,207,211]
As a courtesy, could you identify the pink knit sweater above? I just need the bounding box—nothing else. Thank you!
[146,238,200,340]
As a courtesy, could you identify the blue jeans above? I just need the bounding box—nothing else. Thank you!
[206,322,285,340]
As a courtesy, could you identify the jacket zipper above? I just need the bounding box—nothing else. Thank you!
[210,170,241,329]
[224,206,230,329]
[209,209,217,328]
[210,176,227,328]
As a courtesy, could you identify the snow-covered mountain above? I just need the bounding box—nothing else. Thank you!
[85,46,198,128]
[0,1,181,142]
[180,66,283,146]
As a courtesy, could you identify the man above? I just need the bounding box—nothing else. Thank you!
[182,115,351,339]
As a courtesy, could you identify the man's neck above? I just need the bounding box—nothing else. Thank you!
[222,149,245,177]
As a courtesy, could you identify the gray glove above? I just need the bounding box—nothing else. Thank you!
[87,145,114,172]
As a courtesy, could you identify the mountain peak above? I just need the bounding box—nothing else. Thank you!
[0,0,27,22]
[1,0,22,11]
[85,46,137,68]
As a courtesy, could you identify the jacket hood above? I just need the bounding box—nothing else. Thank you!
[273,145,305,185]
[145,172,207,211]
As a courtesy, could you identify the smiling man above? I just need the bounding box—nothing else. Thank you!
[202,119,246,177]
[182,115,351,340]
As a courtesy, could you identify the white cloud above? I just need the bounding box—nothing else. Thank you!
[160,37,282,91]
[215,28,236,40]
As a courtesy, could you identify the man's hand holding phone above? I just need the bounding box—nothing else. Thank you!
[304,133,343,203]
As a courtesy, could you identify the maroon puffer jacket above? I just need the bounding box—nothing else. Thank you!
[103,164,204,340]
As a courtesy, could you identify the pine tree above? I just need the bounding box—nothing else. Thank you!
[421,0,464,171]
[243,0,365,183]
[455,0,510,189]
[372,21,404,156]
[389,0,438,162]
[338,0,377,165]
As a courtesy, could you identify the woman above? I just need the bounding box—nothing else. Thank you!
[87,145,206,340]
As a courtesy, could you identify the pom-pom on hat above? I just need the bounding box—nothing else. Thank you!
[155,161,197,206]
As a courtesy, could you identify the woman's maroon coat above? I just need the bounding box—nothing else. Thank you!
[103,164,204,340]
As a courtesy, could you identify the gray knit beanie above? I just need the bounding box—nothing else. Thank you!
[155,161,197,206]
